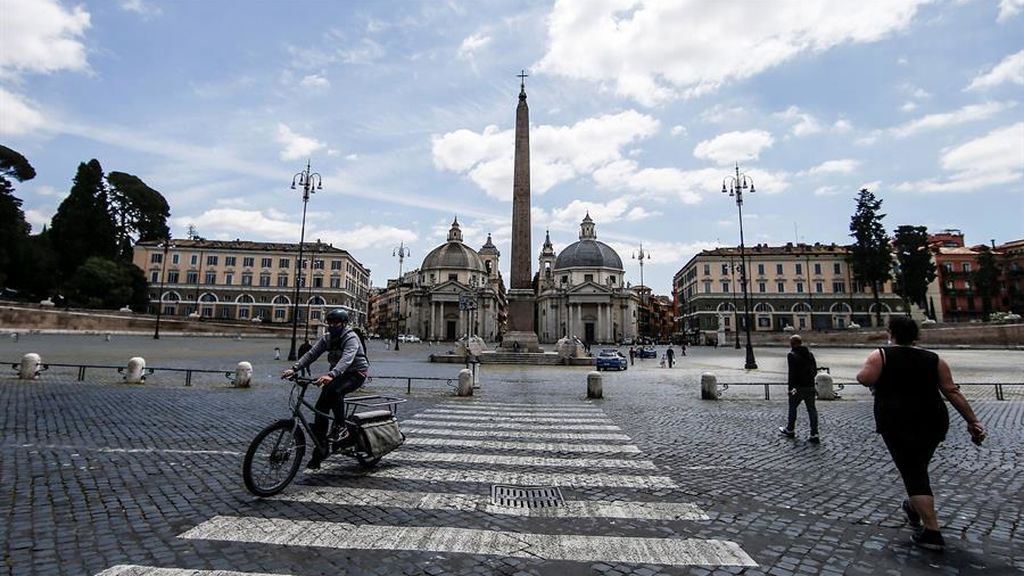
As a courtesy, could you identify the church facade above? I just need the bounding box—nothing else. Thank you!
[535,214,639,344]
[402,219,507,342]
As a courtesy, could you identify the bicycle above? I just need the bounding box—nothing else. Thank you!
[242,375,406,497]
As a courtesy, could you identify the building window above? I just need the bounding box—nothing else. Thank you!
[721,281,729,292]
[238,308,250,319]
[190,254,198,266]
[331,260,342,270]
[704,281,712,293]
[962,263,971,273]
[758,282,766,293]
[225,256,236,266]
[448,273,458,282]
[815,282,823,293]
[703,264,710,275]
[277,275,289,287]
[150,253,163,264]
[171,253,180,265]
[814,263,822,275]
[796,282,804,293]
[561,275,569,285]
[186,271,198,284]
[584,274,594,282]
[225,273,233,285]
[833,281,845,293]
[204,272,216,285]
[777,282,785,293]
[833,262,841,274]
[166,271,179,283]
[206,255,218,266]
[313,259,324,270]
[776,263,783,275]
[944,263,953,273]
[243,257,254,267]
[313,277,323,288]
[721,264,729,275]
[150,271,159,283]
[609,276,616,284]
[274,309,286,320]
[259,275,270,287]
[757,264,765,275]
[330,278,341,288]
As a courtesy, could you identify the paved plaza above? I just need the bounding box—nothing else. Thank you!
[1,334,1022,575]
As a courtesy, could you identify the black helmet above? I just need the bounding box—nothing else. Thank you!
[325,309,349,324]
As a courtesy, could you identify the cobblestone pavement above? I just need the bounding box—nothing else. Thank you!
[2,335,1022,575]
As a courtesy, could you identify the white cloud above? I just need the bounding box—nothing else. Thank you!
[549,198,632,225]
[625,206,659,221]
[813,186,843,196]
[0,0,91,78]
[889,101,1014,138]
[965,49,1024,91]
[776,106,823,137]
[536,0,930,105]
[119,0,162,19]
[0,88,46,135]
[801,159,860,176]
[24,208,52,231]
[299,74,330,89]
[431,110,659,200]
[997,0,1024,22]
[699,104,747,124]
[833,119,853,133]
[670,125,687,137]
[693,130,774,165]
[276,123,326,161]
[901,101,917,112]
[341,38,385,64]
[894,123,1024,192]
[457,33,491,60]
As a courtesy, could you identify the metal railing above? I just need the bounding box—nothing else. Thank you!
[366,375,457,394]
[8,361,238,387]
[714,381,1014,401]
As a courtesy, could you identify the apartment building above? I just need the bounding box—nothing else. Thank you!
[926,230,1021,322]
[132,239,371,327]
[674,243,904,339]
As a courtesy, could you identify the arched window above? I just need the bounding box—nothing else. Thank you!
[272,295,290,305]
[162,291,181,302]
[236,294,255,304]
[792,302,811,313]
[199,293,218,303]
[753,302,774,313]
[830,302,852,313]
[716,302,737,312]
[308,296,326,306]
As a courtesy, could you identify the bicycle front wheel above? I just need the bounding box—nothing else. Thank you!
[243,419,306,497]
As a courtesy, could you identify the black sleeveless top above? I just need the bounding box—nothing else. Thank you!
[872,346,949,440]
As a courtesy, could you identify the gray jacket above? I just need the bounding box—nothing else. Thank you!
[292,328,369,379]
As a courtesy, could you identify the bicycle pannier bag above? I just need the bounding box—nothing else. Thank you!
[359,417,405,458]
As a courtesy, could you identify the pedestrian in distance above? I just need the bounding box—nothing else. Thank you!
[297,338,313,377]
[778,334,820,443]
[666,346,675,368]
[282,309,370,470]
[628,346,636,366]
[680,340,687,356]
[273,346,281,361]
[856,315,986,552]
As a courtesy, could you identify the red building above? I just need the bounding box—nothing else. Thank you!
[927,230,1019,322]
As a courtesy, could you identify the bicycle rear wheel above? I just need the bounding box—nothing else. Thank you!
[243,419,306,497]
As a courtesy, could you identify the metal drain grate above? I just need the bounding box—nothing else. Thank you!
[491,485,565,509]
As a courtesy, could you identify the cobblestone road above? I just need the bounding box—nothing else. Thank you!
[2,335,1022,575]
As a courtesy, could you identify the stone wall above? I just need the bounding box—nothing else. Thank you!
[0,304,290,336]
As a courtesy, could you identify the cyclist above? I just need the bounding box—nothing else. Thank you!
[281,309,369,469]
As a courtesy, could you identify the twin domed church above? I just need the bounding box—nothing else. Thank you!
[396,214,639,345]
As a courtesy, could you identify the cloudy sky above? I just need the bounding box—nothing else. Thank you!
[2,0,1022,294]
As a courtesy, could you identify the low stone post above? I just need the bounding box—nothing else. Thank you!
[815,372,837,400]
[19,353,41,380]
[587,371,603,399]
[700,372,718,400]
[234,361,253,388]
[456,368,473,396]
[125,357,146,384]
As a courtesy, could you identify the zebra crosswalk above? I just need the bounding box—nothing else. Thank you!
[96,401,757,574]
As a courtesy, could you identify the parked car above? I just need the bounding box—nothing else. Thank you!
[595,349,628,371]
[398,334,421,343]
[637,347,658,359]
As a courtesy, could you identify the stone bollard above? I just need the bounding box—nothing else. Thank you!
[456,368,473,396]
[700,372,718,400]
[815,372,838,400]
[19,353,41,380]
[125,357,146,384]
[235,361,253,388]
[587,371,603,399]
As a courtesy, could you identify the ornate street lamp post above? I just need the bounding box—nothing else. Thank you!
[288,160,321,361]
[392,241,410,351]
[722,163,758,369]
[729,254,740,349]
[303,239,322,342]
[153,240,174,339]
[632,244,650,341]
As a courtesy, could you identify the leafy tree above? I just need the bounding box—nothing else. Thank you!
[107,171,170,260]
[66,257,136,309]
[0,145,35,287]
[972,246,1001,318]
[892,225,937,313]
[13,231,59,300]
[848,188,892,327]
[49,159,118,280]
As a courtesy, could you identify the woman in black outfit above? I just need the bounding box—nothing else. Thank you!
[856,316,986,552]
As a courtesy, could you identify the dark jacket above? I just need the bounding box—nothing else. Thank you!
[292,327,369,379]
[787,346,817,390]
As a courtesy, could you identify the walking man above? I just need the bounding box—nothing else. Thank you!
[779,334,820,443]
[666,346,675,368]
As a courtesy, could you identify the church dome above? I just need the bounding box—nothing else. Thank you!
[421,218,487,272]
[553,213,623,270]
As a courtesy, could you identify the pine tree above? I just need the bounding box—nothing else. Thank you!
[973,246,1001,319]
[107,171,170,260]
[0,145,35,287]
[49,159,118,280]
[892,225,937,313]
[848,188,892,327]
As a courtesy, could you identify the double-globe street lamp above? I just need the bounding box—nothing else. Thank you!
[153,239,174,339]
[722,163,758,370]
[288,160,321,362]
[392,241,411,351]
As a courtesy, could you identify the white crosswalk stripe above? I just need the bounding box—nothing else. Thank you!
[180,516,757,567]
[98,400,757,573]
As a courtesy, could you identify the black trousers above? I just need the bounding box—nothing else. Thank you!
[312,372,366,452]
[786,387,819,435]
[882,432,941,496]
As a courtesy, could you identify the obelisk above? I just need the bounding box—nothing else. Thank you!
[502,71,540,352]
